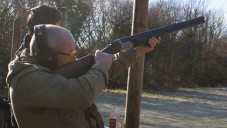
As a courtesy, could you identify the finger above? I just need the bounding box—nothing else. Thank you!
[146,42,154,50]
[152,37,159,43]
[153,36,161,41]
[156,37,161,44]
[151,37,161,45]
[149,38,157,47]
[147,39,153,48]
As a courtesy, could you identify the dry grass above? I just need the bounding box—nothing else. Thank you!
[96,87,227,128]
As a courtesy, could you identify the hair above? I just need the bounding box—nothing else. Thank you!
[27,5,62,34]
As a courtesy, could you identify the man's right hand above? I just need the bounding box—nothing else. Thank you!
[95,50,114,70]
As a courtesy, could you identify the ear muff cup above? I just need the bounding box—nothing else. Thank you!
[34,24,58,69]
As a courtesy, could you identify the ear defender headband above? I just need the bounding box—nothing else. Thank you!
[34,24,58,70]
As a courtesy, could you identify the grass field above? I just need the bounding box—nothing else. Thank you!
[96,87,227,128]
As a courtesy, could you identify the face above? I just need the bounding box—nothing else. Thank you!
[55,32,76,67]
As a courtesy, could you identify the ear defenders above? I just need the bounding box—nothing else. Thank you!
[33,24,58,69]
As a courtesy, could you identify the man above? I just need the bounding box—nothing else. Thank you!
[0,5,62,128]
[6,24,160,128]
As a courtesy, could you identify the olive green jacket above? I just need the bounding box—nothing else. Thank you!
[6,48,140,128]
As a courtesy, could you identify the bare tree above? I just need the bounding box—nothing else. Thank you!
[145,0,227,89]
[0,1,15,88]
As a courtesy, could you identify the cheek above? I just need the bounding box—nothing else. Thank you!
[68,57,76,63]
[57,57,68,67]
[64,57,75,64]
[57,56,76,67]
[63,59,72,65]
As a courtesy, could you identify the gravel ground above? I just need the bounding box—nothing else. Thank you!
[96,87,227,128]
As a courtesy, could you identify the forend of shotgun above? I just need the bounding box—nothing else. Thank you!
[54,16,205,78]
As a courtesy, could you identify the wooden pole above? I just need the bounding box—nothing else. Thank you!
[125,0,149,128]
[11,17,22,60]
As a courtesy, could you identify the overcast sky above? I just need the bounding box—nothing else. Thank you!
[208,0,227,22]
[208,0,226,12]
[150,0,227,24]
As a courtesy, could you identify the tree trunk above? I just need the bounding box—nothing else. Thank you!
[11,18,22,60]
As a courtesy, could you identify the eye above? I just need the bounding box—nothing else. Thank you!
[55,50,77,59]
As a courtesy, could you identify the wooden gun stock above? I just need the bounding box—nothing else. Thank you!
[54,16,205,78]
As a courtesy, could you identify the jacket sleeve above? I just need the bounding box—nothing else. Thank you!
[13,61,108,111]
[108,48,140,80]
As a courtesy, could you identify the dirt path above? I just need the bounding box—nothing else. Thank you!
[95,87,227,128]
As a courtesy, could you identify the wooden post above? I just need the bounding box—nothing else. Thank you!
[57,7,67,27]
[125,0,149,128]
[11,18,22,60]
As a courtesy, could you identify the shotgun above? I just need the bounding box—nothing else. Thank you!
[54,16,205,78]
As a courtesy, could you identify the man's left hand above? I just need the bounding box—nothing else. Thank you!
[136,37,161,54]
